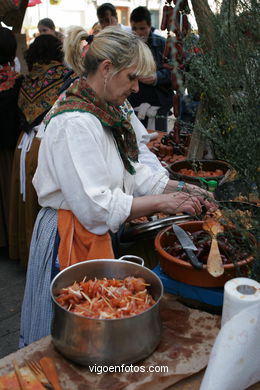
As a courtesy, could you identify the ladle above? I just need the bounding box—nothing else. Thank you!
[203,217,224,277]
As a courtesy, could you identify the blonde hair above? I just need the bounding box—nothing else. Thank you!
[63,25,89,76]
[85,26,156,77]
[63,25,156,78]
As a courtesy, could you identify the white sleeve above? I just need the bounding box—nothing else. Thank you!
[34,112,169,234]
[130,109,150,145]
[35,113,133,234]
[130,110,168,175]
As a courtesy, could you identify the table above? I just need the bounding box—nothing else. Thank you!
[0,294,259,390]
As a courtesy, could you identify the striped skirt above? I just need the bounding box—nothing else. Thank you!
[19,207,59,348]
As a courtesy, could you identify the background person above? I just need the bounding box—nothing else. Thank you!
[97,3,131,31]
[0,27,23,249]
[89,21,102,35]
[37,17,56,35]
[19,27,216,347]
[128,6,173,131]
[8,34,71,265]
[37,17,64,41]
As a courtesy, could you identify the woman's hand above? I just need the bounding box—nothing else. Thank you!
[183,183,218,212]
[128,183,218,221]
[163,179,218,213]
[159,191,216,216]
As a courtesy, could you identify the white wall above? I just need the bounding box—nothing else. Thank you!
[23,0,97,35]
[22,0,163,37]
[22,0,217,38]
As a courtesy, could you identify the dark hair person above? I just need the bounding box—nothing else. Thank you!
[37,17,64,41]
[130,5,151,26]
[97,3,118,29]
[0,27,23,248]
[128,6,173,131]
[8,34,71,266]
[19,27,216,347]
[96,2,131,31]
[37,17,56,35]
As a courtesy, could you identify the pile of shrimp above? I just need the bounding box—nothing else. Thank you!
[55,276,156,319]
[178,168,224,177]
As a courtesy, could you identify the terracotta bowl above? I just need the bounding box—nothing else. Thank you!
[154,221,254,288]
[167,159,233,187]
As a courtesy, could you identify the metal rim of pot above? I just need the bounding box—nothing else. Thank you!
[121,214,193,243]
[51,256,164,316]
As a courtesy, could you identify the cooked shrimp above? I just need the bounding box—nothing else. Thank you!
[55,276,155,319]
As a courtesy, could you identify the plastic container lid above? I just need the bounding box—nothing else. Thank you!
[207,180,218,192]
[198,177,218,192]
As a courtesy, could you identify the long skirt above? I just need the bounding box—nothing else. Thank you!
[9,133,41,265]
[0,149,14,247]
[19,207,59,348]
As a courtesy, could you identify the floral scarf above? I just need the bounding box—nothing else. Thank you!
[18,61,71,126]
[45,77,139,174]
[0,64,19,93]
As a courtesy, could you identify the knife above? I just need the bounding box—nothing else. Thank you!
[172,224,203,270]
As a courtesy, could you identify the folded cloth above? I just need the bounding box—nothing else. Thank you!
[18,129,38,201]
[134,103,161,130]
[135,102,151,120]
[58,209,114,270]
[146,106,161,130]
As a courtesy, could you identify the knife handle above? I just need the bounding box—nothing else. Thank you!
[184,249,203,270]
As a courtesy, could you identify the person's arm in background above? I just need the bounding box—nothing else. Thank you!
[128,102,168,174]
[141,34,172,87]
[153,35,172,86]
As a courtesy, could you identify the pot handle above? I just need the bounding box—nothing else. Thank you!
[118,255,144,267]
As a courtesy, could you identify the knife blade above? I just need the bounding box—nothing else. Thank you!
[172,224,203,270]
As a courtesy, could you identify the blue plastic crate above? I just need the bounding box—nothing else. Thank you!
[153,265,224,307]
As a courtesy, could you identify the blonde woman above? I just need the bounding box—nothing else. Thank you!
[62,25,167,178]
[20,27,216,347]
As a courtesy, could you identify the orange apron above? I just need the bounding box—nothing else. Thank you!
[58,209,114,270]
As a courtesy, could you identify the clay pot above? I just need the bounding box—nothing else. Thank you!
[154,221,254,288]
[167,159,233,187]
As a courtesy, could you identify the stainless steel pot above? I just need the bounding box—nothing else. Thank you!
[50,256,163,366]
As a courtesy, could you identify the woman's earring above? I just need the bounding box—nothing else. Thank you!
[103,76,108,92]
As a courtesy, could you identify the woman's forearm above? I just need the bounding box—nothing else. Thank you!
[163,179,180,193]
[127,181,217,221]
[126,195,162,221]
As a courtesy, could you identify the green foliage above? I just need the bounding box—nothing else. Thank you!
[184,1,260,188]
[182,0,260,280]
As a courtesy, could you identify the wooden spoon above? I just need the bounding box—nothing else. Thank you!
[203,217,225,277]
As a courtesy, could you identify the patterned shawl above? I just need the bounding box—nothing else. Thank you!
[18,61,71,127]
[45,77,139,174]
[0,64,20,93]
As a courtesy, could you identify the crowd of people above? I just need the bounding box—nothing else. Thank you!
[0,4,217,348]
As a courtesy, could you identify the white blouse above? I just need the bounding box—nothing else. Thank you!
[33,111,169,234]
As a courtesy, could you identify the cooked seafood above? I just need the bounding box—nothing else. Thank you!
[178,168,224,177]
[55,276,156,319]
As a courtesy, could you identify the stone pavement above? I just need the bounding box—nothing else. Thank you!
[0,247,26,359]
